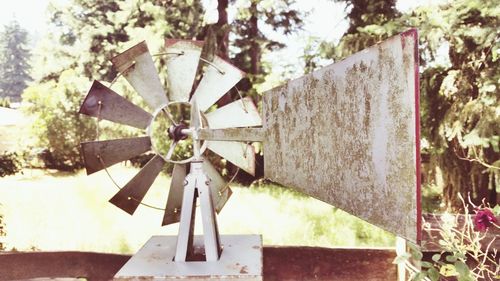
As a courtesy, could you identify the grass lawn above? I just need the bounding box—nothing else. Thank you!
[0,166,395,254]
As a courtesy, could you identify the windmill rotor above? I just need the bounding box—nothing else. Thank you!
[79,39,262,224]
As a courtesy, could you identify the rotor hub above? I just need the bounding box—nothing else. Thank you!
[168,123,189,142]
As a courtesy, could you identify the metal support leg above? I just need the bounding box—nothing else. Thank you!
[174,159,221,262]
[174,163,197,262]
[198,172,221,261]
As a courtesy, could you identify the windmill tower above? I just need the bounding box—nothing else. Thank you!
[79,29,420,280]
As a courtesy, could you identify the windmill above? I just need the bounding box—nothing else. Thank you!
[79,29,420,280]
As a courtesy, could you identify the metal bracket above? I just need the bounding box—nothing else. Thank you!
[175,159,221,261]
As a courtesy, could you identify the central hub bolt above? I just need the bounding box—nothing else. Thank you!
[168,123,189,142]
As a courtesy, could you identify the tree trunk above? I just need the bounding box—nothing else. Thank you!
[441,138,497,211]
[214,0,232,107]
[216,0,229,60]
[249,1,260,75]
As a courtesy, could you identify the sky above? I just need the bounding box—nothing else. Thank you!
[0,0,53,44]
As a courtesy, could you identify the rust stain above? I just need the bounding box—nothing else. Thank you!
[240,265,249,274]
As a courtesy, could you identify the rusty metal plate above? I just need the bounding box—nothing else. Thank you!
[81,136,151,175]
[262,29,421,243]
[109,154,166,215]
[202,160,232,213]
[207,141,256,176]
[162,163,187,226]
[205,97,262,129]
[80,80,153,129]
[190,56,245,112]
[165,40,203,102]
[113,235,263,281]
[111,41,168,111]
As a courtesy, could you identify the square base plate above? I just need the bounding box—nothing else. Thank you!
[114,235,263,281]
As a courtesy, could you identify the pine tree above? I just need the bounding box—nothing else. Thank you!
[0,20,31,102]
[231,0,304,95]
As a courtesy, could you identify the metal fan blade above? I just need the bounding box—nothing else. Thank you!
[111,41,168,111]
[207,141,255,176]
[202,160,232,213]
[190,98,201,130]
[190,56,244,111]
[162,163,187,226]
[165,40,203,102]
[199,128,265,142]
[79,81,152,129]
[109,155,166,215]
[205,97,262,129]
[81,136,151,175]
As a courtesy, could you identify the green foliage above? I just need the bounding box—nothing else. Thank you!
[44,0,205,82]
[393,198,499,280]
[0,151,22,177]
[422,183,443,213]
[22,70,96,171]
[413,0,499,209]
[230,0,305,97]
[302,0,399,71]
[331,0,400,58]
[0,20,32,102]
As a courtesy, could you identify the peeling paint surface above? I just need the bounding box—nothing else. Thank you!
[263,32,420,242]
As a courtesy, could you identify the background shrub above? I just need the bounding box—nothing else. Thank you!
[0,151,22,177]
[0,97,11,108]
[22,70,96,171]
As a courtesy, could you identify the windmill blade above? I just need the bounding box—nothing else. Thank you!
[165,40,203,102]
[190,98,201,130]
[262,30,421,243]
[162,163,187,226]
[81,136,151,175]
[190,56,245,112]
[79,80,152,129]
[111,41,168,111]
[199,128,265,142]
[109,155,166,215]
[202,160,232,214]
[205,97,262,129]
[206,141,255,176]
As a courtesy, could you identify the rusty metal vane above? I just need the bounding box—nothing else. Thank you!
[81,136,151,175]
[262,29,421,243]
[111,41,168,111]
[79,80,152,129]
[162,163,187,226]
[109,155,166,215]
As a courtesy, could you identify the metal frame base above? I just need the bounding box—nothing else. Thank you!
[114,235,263,281]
